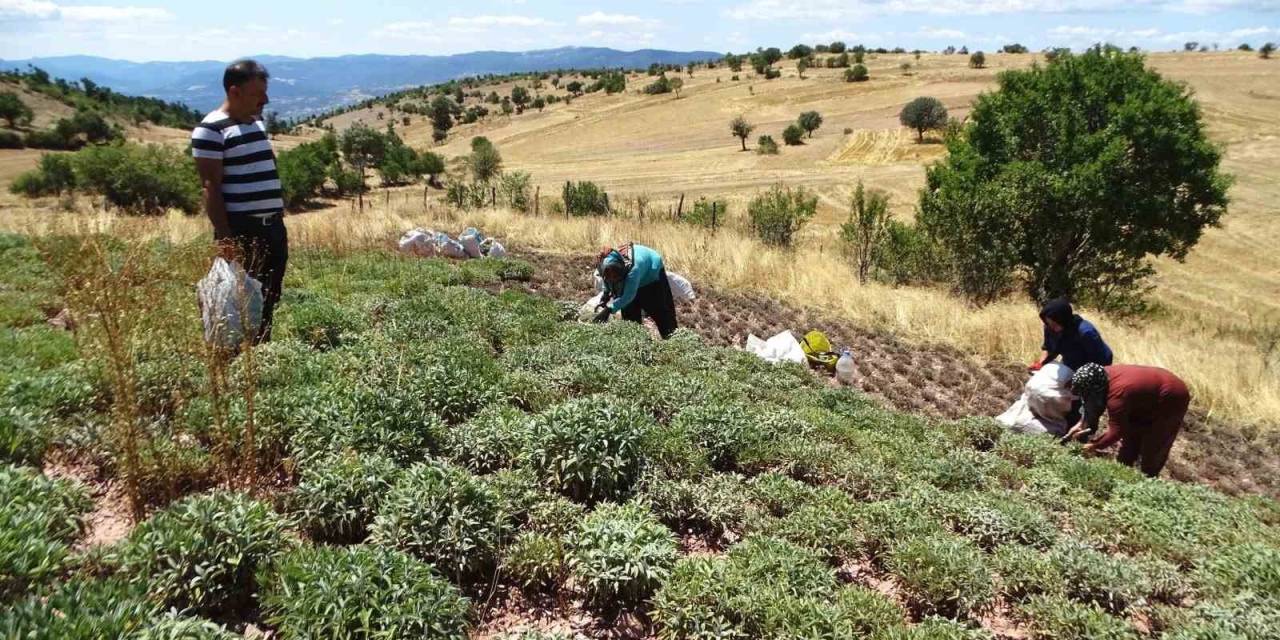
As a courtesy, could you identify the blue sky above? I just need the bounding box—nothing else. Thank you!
[1,0,1277,61]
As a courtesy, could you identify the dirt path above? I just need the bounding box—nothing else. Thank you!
[507,250,1280,501]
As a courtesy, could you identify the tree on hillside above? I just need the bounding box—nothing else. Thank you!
[730,115,754,151]
[969,51,986,68]
[1184,42,1199,52]
[416,151,446,188]
[899,97,948,142]
[429,96,454,134]
[468,136,503,183]
[797,58,809,79]
[339,122,387,210]
[1262,42,1277,59]
[798,111,823,138]
[1002,43,1028,54]
[782,124,804,145]
[725,53,743,72]
[0,92,33,128]
[1237,43,1253,52]
[532,96,546,111]
[830,41,847,53]
[918,47,1230,308]
[565,80,584,95]
[511,85,531,112]
[845,65,870,82]
[670,76,684,98]
[840,181,891,283]
[788,44,813,59]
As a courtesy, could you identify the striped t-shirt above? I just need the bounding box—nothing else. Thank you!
[190,110,283,216]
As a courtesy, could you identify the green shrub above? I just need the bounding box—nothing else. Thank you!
[259,545,469,640]
[845,64,870,82]
[276,296,360,349]
[763,492,863,564]
[641,473,754,538]
[130,616,240,639]
[276,138,334,209]
[503,531,566,592]
[684,197,728,227]
[115,491,294,615]
[1105,480,1263,565]
[992,544,1063,602]
[73,143,200,214]
[0,576,161,639]
[1018,594,1138,640]
[747,472,819,517]
[288,451,400,543]
[782,123,804,145]
[288,381,448,466]
[879,618,993,639]
[369,460,503,583]
[443,405,530,473]
[1,464,92,598]
[1163,594,1280,640]
[669,402,757,471]
[928,449,996,491]
[747,184,817,247]
[1048,540,1148,613]
[23,129,74,150]
[887,534,995,619]
[945,492,1055,550]
[994,433,1066,468]
[1049,456,1142,500]
[854,493,947,563]
[0,130,22,149]
[756,135,779,155]
[0,406,52,467]
[568,501,677,607]
[9,154,76,197]
[1193,542,1280,601]
[562,180,610,216]
[521,396,652,504]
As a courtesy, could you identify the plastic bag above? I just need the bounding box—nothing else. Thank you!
[486,241,507,258]
[196,258,263,350]
[579,293,605,322]
[398,229,436,257]
[995,363,1074,436]
[459,229,483,258]
[745,330,806,365]
[667,271,696,303]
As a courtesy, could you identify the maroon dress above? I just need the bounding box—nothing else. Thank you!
[1090,365,1190,477]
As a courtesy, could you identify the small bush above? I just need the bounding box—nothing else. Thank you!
[684,197,728,227]
[1193,542,1280,601]
[521,396,652,504]
[992,544,1064,602]
[288,451,400,543]
[669,402,757,470]
[756,135,779,155]
[115,491,294,615]
[969,51,986,68]
[9,154,76,197]
[0,576,161,639]
[747,184,817,247]
[568,501,677,607]
[642,473,754,538]
[1,464,92,598]
[845,64,870,82]
[782,123,804,145]
[259,545,469,640]
[887,534,995,619]
[1049,540,1148,614]
[73,142,200,213]
[368,460,504,583]
[762,490,863,564]
[132,615,241,639]
[0,131,22,148]
[945,492,1055,550]
[503,531,566,592]
[561,180,610,216]
[444,405,531,473]
[1018,594,1138,640]
[277,296,359,349]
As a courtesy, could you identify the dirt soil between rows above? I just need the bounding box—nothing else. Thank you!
[504,249,1280,502]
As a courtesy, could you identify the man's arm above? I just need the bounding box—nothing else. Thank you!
[195,158,235,259]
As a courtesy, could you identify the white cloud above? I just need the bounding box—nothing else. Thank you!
[447,14,556,27]
[0,0,170,21]
[918,26,967,38]
[1048,24,1280,45]
[0,0,57,19]
[59,5,171,21]
[371,20,438,40]
[577,11,655,26]
[724,0,1272,19]
[327,18,344,26]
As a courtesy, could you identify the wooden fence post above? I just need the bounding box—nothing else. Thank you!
[534,186,540,216]
[676,193,685,220]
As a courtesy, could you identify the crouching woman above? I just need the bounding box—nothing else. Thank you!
[593,243,678,339]
[1065,363,1191,477]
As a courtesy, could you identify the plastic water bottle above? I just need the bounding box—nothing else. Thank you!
[836,349,855,385]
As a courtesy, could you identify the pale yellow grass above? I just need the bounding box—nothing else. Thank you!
[2,192,1276,429]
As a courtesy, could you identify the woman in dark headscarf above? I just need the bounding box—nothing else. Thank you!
[1029,298,1114,372]
[1064,363,1190,477]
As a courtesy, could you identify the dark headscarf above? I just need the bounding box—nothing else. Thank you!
[1039,298,1079,332]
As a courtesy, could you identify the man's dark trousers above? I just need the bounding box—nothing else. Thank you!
[225,214,288,343]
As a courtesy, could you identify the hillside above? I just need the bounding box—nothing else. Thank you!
[303,50,1280,431]
[1,48,721,118]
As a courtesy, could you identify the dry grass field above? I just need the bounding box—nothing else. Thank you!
[2,51,1278,430]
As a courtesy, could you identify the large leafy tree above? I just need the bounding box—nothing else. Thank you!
[918,47,1230,307]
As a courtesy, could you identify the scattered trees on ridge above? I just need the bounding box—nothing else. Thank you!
[969,51,986,68]
[899,97,948,142]
[730,115,754,151]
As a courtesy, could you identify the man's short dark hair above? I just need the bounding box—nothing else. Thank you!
[223,59,269,92]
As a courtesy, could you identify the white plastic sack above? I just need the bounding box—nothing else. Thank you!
[486,241,507,258]
[398,229,436,257]
[579,293,605,322]
[995,363,1075,436]
[745,330,806,365]
[667,271,696,303]
[196,258,263,350]
[459,231,483,258]
[593,272,605,294]
[438,239,467,259]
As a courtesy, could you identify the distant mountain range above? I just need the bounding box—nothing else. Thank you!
[0,47,721,119]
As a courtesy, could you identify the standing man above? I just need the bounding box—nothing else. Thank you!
[1064,363,1191,477]
[191,59,287,343]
